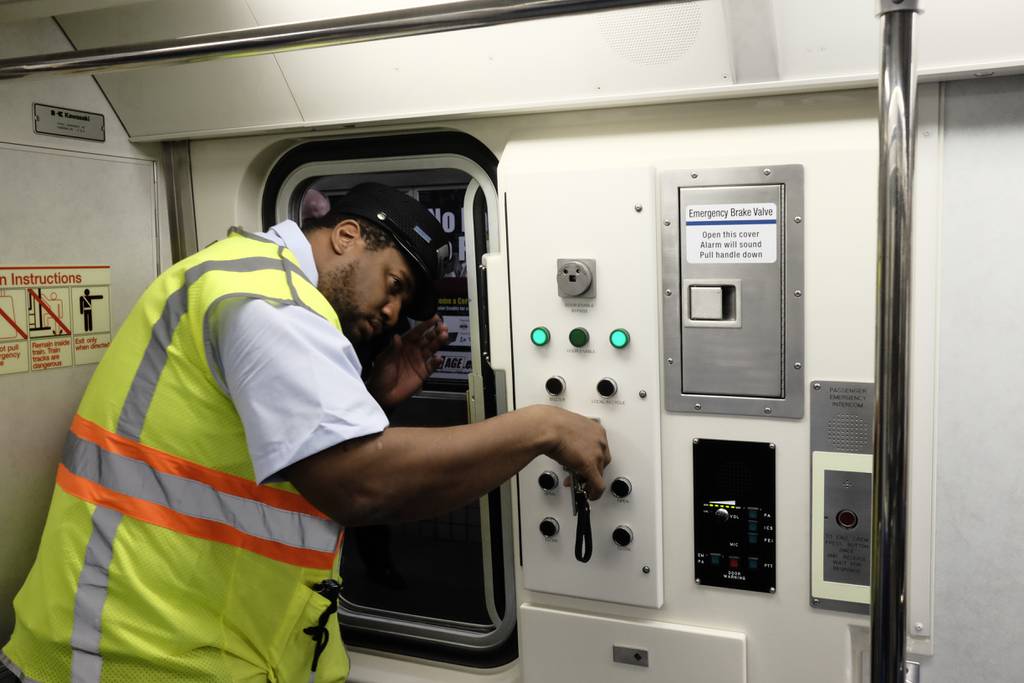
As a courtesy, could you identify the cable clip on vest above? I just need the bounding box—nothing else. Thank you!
[571,473,593,563]
[304,578,341,681]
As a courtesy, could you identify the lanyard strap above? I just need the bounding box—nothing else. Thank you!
[304,579,341,679]
[572,479,593,563]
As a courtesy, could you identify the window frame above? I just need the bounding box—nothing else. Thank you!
[262,133,517,664]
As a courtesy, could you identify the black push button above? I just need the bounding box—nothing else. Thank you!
[610,477,632,499]
[538,471,559,491]
[545,376,566,396]
[539,517,560,538]
[597,378,618,397]
[612,525,633,547]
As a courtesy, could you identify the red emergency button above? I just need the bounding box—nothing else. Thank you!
[728,558,740,569]
[836,509,859,529]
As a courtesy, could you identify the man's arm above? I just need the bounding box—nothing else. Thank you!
[285,404,609,527]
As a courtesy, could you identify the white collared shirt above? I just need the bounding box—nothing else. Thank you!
[214,220,389,483]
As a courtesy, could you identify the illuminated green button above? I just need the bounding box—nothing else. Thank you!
[609,328,631,349]
[569,327,590,348]
[530,326,551,346]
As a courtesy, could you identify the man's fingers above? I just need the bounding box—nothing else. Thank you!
[585,469,605,501]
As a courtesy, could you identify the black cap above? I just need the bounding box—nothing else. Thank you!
[332,182,452,319]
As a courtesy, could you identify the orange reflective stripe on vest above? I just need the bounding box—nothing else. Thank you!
[61,416,341,570]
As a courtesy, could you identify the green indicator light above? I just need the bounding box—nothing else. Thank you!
[530,326,551,346]
[609,329,631,349]
[569,327,590,348]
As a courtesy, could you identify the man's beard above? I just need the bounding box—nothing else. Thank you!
[319,262,377,341]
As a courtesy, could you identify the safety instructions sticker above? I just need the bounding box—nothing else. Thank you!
[0,266,111,376]
[685,203,778,264]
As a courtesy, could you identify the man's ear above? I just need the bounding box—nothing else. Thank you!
[330,219,363,255]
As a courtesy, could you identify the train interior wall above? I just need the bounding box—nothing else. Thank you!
[0,17,171,645]
[2,10,1024,681]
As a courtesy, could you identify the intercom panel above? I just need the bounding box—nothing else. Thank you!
[505,167,664,608]
[810,381,874,613]
[693,438,776,593]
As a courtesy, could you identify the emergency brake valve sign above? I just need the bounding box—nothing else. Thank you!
[0,266,112,376]
[685,203,778,264]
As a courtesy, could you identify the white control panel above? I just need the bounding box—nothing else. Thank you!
[504,167,664,608]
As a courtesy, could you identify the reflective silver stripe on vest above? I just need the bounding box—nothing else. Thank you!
[116,255,309,441]
[0,651,42,683]
[70,506,122,683]
[64,434,340,553]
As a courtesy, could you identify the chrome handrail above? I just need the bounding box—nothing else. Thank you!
[0,0,688,80]
[872,2,923,682]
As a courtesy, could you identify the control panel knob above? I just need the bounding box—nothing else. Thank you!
[596,378,618,397]
[545,376,566,396]
[612,525,634,547]
[715,507,730,521]
[539,517,560,538]
[538,471,560,492]
[610,477,632,499]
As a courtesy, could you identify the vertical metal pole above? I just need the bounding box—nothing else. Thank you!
[872,2,922,682]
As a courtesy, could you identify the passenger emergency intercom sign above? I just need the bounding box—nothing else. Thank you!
[685,203,778,264]
[0,266,111,376]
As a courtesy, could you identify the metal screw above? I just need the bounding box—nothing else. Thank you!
[690,172,698,179]
[794,362,802,370]
[769,443,776,450]
[794,216,803,224]
[696,578,702,584]
[770,587,776,593]
[763,168,772,176]
[639,390,647,399]
[478,263,487,271]
[914,622,924,633]
[693,438,699,444]
[642,565,651,575]
[665,289,672,296]
[694,403,702,411]
[812,598,820,606]
[813,382,822,390]
[764,407,773,415]
[634,204,643,213]
[667,357,674,365]
[664,219,672,227]
[794,290,803,298]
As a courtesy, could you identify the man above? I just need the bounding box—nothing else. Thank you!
[0,183,609,682]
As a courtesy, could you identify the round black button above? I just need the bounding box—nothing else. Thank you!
[715,508,730,521]
[597,378,618,397]
[545,376,565,396]
[612,525,633,547]
[539,517,560,538]
[836,509,859,529]
[610,477,632,498]
[538,471,559,491]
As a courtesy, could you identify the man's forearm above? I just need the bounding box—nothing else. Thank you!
[287,405,557,526]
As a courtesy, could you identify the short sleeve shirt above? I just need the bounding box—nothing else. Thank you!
[212,220,389,483]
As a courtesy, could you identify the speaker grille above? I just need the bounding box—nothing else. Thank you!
[826,414,872,453]
[598,3,703,66]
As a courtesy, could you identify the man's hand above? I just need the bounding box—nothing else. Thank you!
[537,406,611,500]
[366,316,449,408]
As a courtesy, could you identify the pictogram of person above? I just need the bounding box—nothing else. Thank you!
[79,289,104,332]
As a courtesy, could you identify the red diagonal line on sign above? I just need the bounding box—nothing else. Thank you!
[27,289,71,335]
[0,304,27,340]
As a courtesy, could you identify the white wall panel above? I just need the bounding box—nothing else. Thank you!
[58,0,303,138]
[40,1,1024,140]
[0,17,169,643]
[274,3,729,127]
[918,75,1024,683]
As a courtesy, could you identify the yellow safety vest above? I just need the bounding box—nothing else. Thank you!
[3,229,349,682]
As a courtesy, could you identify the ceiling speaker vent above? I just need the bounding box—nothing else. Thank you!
[598,3,704,66]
